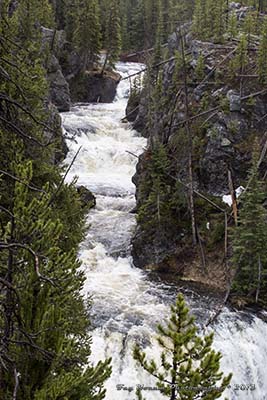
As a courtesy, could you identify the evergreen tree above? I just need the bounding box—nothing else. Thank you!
[228,11,238,39]
[231,33,248,74]
[74,0,102,70]
[16,0,54,43]
[192,0,207,40]
[231,148,267,303]
[133,294,232,400]
[138,142,171,230]
[102,0,121,71]
[0,4,112,398]
[130,0,145,51]
[257,17,267,84]
[0,158,112,399]
[243,11,257,44]
[64,0,79,42]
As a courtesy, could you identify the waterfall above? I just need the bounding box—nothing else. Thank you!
[61,62,267,400]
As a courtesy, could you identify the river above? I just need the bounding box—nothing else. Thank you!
[61,62,267,400]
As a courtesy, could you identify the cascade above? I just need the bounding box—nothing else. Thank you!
[62,62,267,400]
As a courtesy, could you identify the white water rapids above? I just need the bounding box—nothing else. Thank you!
[61,63,267,400]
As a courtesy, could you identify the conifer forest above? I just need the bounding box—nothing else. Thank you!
[1,0,267,399]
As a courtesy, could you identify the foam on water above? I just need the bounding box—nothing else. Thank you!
[62,62,267,400]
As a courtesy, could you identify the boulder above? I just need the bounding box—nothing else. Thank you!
[227,90,241,112]
[69,70,121,103]
[77,186,96,209]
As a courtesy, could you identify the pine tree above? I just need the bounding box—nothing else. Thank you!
[74,0,102,70]
[64,0,79,41]
[257,17,267,84]
[243,11,257,44]
[228,11,238,39]
[0,5,112,398]
[130,0,145,51]
[133,294,232,400]
[231,33,248,74]
[138,142,171,230]
[0,159,112,399]
[16,0,54,43]
[231,148,267,303]
[192,0,207,40]
[102,0,121,71]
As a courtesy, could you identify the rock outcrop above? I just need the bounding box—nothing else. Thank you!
[41,27,71,112]
[68,69,121,103]
[42,27,120,111]
[77,186,96,209]
[128,29,267,283]
[46,54,71,112]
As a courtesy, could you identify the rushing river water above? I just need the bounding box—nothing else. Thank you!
[61,63,267,400]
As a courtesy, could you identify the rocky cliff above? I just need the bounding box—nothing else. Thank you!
[128,25,267,290]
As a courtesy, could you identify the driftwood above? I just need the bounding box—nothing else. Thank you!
[120,56,176,81]
[121,105,139,122]
[126,150,139,158]
[194,47,238,92]
[204,282,232,329]
[121,42,168,61]
[241,88,267,101]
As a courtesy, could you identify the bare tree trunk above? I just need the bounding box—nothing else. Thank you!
[224,212,228,259]
[228,169,238,226]
[179,29,197,245]
[256,256,262,303]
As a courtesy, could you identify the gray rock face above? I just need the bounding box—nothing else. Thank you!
[77,186,96,209]
[69,71,121,103]
[43,102,68,164]
[47,55,71,112]
[41,28,71,112]
[129,34,267,271]
[227,90,241,112]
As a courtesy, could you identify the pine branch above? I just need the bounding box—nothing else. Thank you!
[0,242,56,286]
[0,94,58,135]
[0,169,47,193]
[0,116,48,147]
[47,146,82,208]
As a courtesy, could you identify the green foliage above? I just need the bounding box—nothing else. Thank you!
[103,0,121,69]
[0,5,111,399]
[257,17,267,84]
[231,34,248,73]
[192,0,207,40]
[74,0,102,70]
[133,294,232,400]
[228,12,238,39]
[195,53,206,81]
[16,0,54,43]
[231,147,267,303]
[193,0,227,42]
[0,160,112,399]
[243,11,257,42]
[138,142,171,229]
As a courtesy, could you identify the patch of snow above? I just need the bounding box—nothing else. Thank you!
[222,186,245,206]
